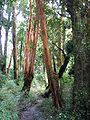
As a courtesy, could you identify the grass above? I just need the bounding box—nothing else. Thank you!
[0,71,74,120]
[0,80,20,120]
[0,73,45,120]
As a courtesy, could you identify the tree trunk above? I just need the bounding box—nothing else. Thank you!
[0,4,3,72]
[7,50,13,75]
[66,0,90,119]
[58,27,63,66]
[19,40,23,71]
[0,5,2,57]
[3,11,11,74]
[22,0,39,93]
[12,5,18,83]
[0,27,2,56]
[36,0,62,109]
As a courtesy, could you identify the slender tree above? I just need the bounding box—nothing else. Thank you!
[12,4,18,82]
[36,0,62,109]
[58,27,63,66]
[7,50,13,75]
[0,3,3,71]
[3,11,11,74]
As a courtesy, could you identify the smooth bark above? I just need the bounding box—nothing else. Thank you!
[12,5,18,82]
[36,0,62,109]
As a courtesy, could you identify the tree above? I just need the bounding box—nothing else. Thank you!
[0,0,12,74]
[12,4,18,82]
[36,0,62,109]
[7,50,13,75]
[22,0,38,93]
[3,10,12,74]
[0,1,4,72]
[0,4,3,57]
[66,0,90,119]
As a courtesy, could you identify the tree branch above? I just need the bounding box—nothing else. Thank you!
[52,42,66,58]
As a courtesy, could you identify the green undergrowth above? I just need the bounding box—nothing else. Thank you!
[39,97,73,120]
[39,73,74,120]
[0,72,45,120]
[0,71,74,120]
[0,80,20,120]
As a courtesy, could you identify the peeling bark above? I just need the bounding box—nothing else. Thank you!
[22,0,39,93]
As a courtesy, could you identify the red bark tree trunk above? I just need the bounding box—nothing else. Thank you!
[36,0,62,109]
[22,0,38,93]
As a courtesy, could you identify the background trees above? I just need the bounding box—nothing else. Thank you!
[0,0,90,119]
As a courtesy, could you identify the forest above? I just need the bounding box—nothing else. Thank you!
[0,0,90,120]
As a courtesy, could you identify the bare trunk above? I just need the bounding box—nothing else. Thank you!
[3,11,11,74]
[22,0,38,93]
[20,40,23,70]
[52,55,57,73]
[36,0,62,109]
[7,50,13,75]
[58,27,63,66]
[0,6,2,56]
[0,27,2,56]
[0,5,4,73]
[12,5,18,83]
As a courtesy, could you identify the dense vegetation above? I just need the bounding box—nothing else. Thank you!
[0,0,90,120]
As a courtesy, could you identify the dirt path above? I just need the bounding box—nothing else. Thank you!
[18,96,45,120]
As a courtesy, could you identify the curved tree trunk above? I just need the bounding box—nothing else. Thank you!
[36,0,62,109]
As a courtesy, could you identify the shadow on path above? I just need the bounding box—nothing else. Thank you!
[18,94,45,120]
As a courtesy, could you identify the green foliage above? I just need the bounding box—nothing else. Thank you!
[38,73,74,120]
[40,98,73,120]
[61,73,74,85]
[0,80,20,120]
[18,0,29,19]
[7,0,16,7]
[0,71,6,87]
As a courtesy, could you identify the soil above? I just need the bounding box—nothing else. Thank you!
[18,95,45,120]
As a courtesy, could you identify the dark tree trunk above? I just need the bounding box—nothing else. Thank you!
[66,0,90,119]
[20,40,23,70]
[52,55,57,73]
[58,56,70,78]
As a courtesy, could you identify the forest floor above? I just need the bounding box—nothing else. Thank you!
[0,74,73,120]
[18,92,45,120]
[18,78,73,120]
